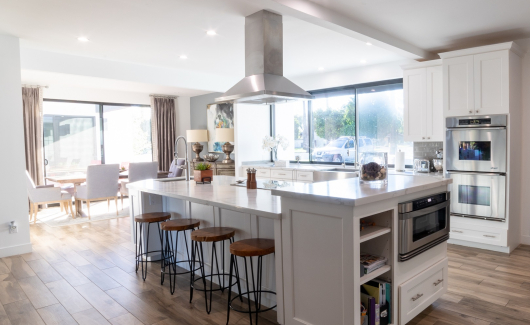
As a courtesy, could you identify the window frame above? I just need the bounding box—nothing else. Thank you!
[272,78,407,167]
[42,99,152,175]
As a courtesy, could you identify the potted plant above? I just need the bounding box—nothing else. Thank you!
[194,162,213,183]
[262,134,289,166]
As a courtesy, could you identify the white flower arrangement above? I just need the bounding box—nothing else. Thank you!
[262,135,289,152]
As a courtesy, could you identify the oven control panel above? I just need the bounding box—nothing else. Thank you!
[412,193,448,211]
[458,118,491,126]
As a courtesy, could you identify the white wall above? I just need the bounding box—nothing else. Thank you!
[520,50,530,244]
[0,35,32,257]
[234,104,272,176]
[175,97,191,157]
[291,60,414,91]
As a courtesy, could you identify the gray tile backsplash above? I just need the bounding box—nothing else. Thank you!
[413,141,443,160]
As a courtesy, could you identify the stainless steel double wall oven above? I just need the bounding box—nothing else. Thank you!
[445,115,507,221]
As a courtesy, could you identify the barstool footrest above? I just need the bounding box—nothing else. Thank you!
[228,290,277,314]
[161,259,201,276]
[191,273,239,292]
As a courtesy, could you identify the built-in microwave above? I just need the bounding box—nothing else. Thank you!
[398,192,450,261]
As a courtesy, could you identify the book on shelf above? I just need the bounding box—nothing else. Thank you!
[361,279,391,325]
[360,253,387,274]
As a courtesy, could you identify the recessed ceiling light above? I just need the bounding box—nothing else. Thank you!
[318,67,325,71]
[371,89,375,92]
[366,42,372,46]
[360,60,367,64]
[179,55,188,59]
[77,36,89,42]
[206,30,217,36]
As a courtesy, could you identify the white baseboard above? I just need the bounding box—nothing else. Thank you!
[448,239,510,254]
[0,242,32,258]
[520,235,530,245]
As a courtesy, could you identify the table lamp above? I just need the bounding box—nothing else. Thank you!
[186,129,209,162]
[216,128,234,164]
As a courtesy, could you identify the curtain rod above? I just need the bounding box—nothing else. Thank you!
[150,94,178,99]
[22,84,48,89]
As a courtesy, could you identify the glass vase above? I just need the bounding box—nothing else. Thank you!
[359,152,388,185]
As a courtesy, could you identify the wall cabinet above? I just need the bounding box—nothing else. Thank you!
[441,43,518,117]
[402,60,443,142]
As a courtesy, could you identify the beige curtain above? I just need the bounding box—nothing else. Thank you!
[22,87,44,185]
[151,96,177,171]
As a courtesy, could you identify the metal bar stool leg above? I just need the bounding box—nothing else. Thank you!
[226,254,234,325]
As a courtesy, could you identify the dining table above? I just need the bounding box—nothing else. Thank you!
[45,171,169,217]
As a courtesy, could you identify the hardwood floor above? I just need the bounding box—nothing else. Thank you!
[2,218,530,324]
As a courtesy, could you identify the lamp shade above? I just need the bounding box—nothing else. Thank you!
[186,129,208,143]
[216,128,234,142]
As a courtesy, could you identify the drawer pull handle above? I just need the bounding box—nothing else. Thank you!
[433,279,443,286]
[278,173,286,176]
[452,230,463,233]
[483,235,496,238]
[411,293,424,301]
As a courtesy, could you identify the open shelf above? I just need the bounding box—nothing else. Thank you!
[360,226,391,243]
[360,265,391,285]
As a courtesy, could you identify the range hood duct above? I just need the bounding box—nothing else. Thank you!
[215,10,314,105]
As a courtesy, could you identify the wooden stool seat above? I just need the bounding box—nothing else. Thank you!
[191,227,235,242]
[230,238,275,257]
[134,212,171,223]
[161,218,201,231]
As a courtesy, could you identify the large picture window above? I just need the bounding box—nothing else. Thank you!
[43,100,152,177]
[273,79,412,166]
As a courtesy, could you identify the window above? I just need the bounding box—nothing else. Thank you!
[43,100,152,177]
[273,79,413,166]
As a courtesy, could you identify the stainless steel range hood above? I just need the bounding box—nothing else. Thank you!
[215,10,314,105]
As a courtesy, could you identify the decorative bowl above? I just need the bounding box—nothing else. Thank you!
[359,152,388,184]
[204,154,220,162]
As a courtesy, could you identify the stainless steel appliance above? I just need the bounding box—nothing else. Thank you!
[445,115,507,221]
[398,192,450,261]
[413,159,430,173]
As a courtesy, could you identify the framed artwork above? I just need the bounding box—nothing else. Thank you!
[207,103,234,153]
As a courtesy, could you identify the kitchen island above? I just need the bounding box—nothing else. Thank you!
[128,175,452,325]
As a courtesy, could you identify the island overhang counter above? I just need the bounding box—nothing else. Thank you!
[127,175,452,325]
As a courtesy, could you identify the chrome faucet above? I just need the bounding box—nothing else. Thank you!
[174,136,190,181]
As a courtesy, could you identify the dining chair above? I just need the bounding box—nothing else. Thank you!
[75,164,119,219]
[119,162,158,209]
[168,158,186,177]
[26,171,73,224]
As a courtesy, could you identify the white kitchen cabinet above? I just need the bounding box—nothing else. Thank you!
[440,42,521,117]
[402,60,443,142]
[474,50,509,115]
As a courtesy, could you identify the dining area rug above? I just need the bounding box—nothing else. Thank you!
[35,197,130,227]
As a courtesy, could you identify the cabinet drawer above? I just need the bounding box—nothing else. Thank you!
[399,258,448,325]
[296,171,313,181]
[450,221,507,246]
[270,170,293,180]
[255,169,271,179]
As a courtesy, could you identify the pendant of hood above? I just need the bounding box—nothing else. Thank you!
[215,10,314,105]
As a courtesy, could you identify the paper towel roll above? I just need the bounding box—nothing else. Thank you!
[395,150,405,171]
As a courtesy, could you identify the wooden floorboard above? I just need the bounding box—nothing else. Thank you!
[1,217,530,324]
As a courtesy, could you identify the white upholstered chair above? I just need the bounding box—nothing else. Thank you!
[119,162,158,209]
[75,164,119,219]
[26,171,73,224]
[168,158,186,177]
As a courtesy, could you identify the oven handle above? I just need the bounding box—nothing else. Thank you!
[446,127,506,130]
[399,200,451,221]
[446,171,506,177]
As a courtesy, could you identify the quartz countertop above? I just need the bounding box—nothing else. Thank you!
[127,176,281,219]
[241,163,352,172]
[270,174,452,207]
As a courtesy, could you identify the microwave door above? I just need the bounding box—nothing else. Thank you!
[448,172,506,220]
[446,128,506,173]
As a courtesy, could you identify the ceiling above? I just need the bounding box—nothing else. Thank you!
[0,0,406,81]
[305,0,530,53]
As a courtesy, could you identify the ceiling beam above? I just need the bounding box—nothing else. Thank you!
[258,0,436,60]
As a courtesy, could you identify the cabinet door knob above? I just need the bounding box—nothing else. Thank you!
[411,293,424,301]
[422,137,425,140]
[476,110,479,113]
[427,137,431,140]
[469,110,472,113]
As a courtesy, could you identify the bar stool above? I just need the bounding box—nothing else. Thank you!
[160,218,201,294]
[226,238,276,325]
[134,212,171,281]
[190,227,242,314]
